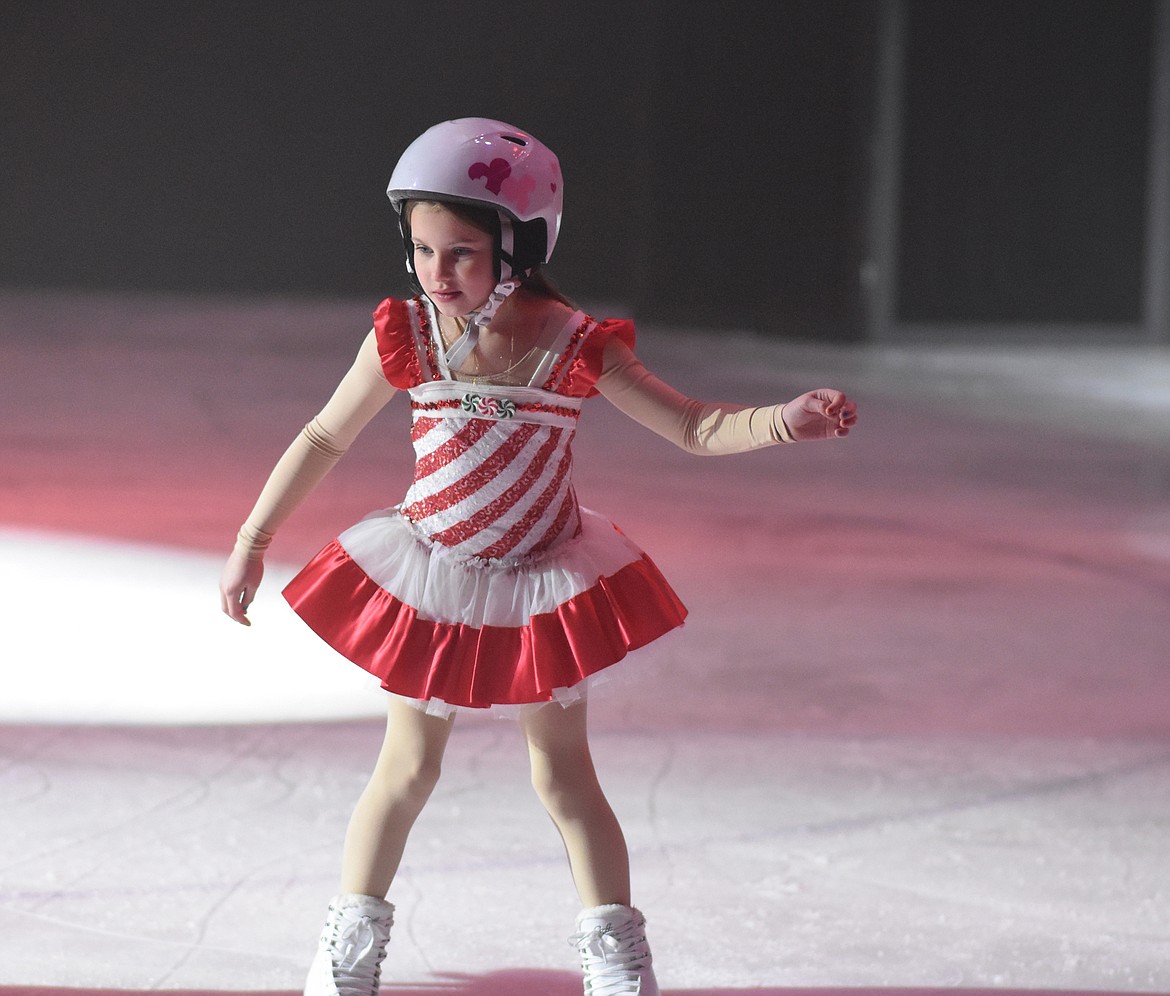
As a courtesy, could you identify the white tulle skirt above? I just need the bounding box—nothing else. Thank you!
[282,505,687,718]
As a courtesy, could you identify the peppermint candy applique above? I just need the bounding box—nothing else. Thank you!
[462,392,516,419]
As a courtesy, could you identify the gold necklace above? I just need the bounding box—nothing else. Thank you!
[444,316,536,385]
[471,353,534,384]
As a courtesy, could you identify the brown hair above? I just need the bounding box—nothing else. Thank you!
[406,198,496,235]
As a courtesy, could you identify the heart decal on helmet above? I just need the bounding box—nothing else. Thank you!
[468,158,511,195]
[503,173,536,213]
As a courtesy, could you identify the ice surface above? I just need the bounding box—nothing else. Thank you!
[0,291,1167,992]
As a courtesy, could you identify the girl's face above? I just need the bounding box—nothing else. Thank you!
[409,203,497,318]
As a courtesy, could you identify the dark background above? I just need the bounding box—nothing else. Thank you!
[0,0,1158,339]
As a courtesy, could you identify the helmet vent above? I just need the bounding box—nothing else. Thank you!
[500,134,528,146]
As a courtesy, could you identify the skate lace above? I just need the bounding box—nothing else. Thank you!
[570,918,650,996]
[326,906,390,989]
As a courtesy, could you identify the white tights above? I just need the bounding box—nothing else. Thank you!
[339,697,630,909]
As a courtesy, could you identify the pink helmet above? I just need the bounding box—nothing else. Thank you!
[387,118,564,284]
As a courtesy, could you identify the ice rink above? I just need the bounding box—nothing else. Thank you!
[1,290,1168,994]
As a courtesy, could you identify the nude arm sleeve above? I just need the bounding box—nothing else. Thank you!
[234,330,397,558]
[595,337,794,454]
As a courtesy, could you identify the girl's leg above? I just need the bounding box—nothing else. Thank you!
[520,700,631,908]
[339,696,456,897]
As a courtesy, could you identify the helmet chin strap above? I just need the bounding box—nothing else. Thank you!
[442,275,522,369]
[473,214,523,328]
[473,276,522,326]
[443,322,478,370]
[441,214,527,365]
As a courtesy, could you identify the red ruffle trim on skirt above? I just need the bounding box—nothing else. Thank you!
[282,539,688,709]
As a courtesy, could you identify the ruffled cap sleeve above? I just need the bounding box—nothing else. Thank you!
[558,317,636,398]
[372,298,422,389]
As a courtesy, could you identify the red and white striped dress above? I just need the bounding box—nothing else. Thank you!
[283,297,687,716]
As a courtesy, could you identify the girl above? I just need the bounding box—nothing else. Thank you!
[219,118,857,996]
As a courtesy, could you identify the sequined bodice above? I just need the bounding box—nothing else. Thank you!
[401,381,584,562]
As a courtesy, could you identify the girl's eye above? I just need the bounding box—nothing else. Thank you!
[412,244,431,255]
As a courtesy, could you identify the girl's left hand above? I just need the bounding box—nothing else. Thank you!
[781,389,858,440]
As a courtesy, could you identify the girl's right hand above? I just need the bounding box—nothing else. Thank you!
[219,550,265,627]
